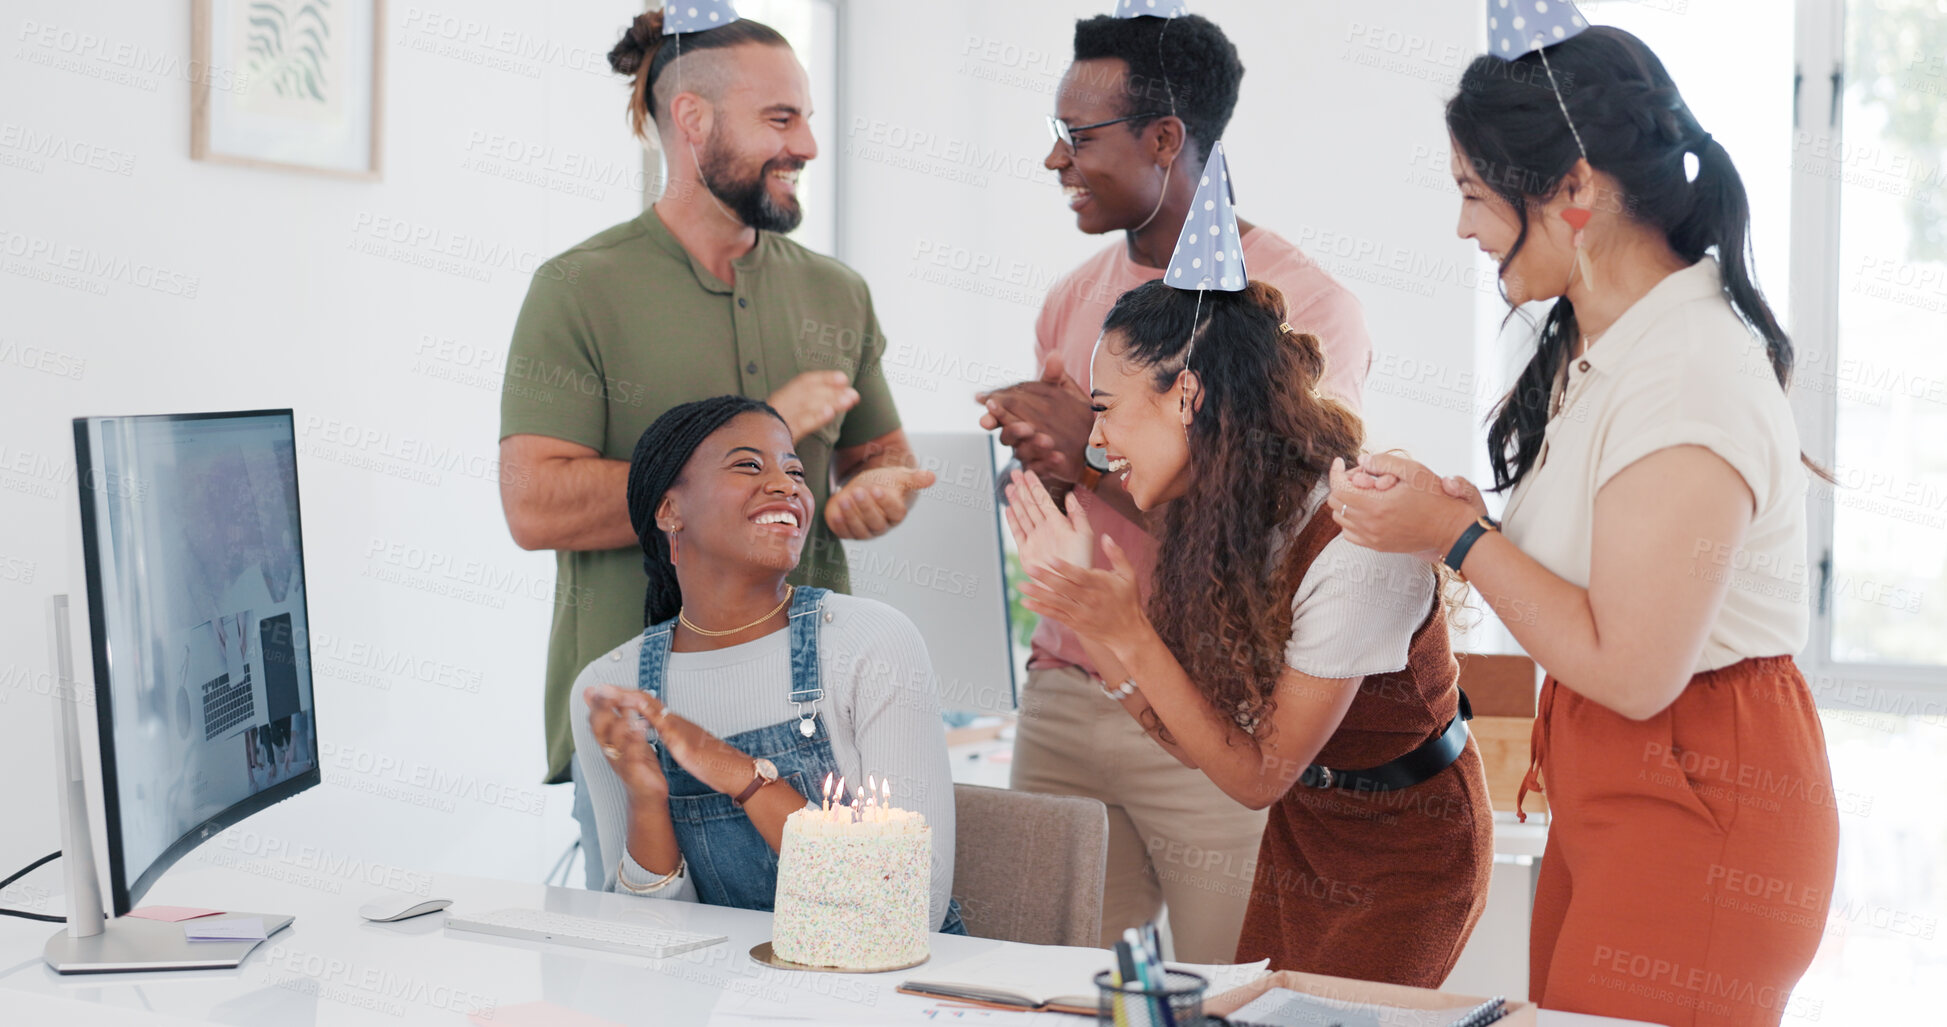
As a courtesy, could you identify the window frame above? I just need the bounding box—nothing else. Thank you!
[1789,0,1947,715]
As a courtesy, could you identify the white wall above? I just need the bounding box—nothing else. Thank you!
[838,0,1491,471]
[2,0,1512,906]
[1,0,643,897]
[838,0,1511,652]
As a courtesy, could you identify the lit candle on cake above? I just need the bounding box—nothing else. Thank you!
[769,772,933,970]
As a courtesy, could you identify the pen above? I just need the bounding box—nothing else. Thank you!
[1124,928,1175,1027]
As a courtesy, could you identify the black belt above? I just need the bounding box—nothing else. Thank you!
[1297,689,1473,793]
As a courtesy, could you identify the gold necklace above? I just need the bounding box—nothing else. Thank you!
[679,585,794,638]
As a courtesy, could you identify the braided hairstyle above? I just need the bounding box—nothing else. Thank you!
[607,9,789,139]
[627,396,789,627]
[1447,26,1799,492]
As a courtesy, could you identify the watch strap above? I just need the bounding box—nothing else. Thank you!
[1443,516,1499,574]
[732,768,770,808]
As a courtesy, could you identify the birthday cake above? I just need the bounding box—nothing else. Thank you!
[770,784,932,970]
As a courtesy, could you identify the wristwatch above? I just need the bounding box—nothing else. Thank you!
[1443,516,1501,576]
[732,758,780,808]
[1079,446,1111,491]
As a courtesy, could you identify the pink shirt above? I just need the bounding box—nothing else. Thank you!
[1028,227,1373,676]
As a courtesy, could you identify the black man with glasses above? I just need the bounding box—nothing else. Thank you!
[975,10,1373,964]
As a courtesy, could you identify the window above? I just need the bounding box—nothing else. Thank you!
[1809,0,1947,674]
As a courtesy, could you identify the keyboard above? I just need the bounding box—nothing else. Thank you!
[444,907,726,959]
[202,671,256,738]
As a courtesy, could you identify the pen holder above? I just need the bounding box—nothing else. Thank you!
[1094,969,1208,1027]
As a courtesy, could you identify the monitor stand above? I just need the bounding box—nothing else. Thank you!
[41,595,295,975]
[44,913,295,974]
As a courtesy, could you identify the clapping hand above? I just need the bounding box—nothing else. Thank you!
[826,464,937,539]
[1003,468,1094,573]
[978,355,1095,490]
[1004,468,1146,652]
[767,371,860,442]
[585,685,669,802]
[585,685,751,798]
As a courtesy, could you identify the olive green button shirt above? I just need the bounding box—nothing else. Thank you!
[499,208,901,783]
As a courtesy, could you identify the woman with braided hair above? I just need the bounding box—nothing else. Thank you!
[567,396,964,932]
[1330,25,1837,1026]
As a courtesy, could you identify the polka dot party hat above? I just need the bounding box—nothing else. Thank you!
[1113,0,1189,17]
[1486,0,1593,159]
[1165,140,1246,293]
[1486,0,1589,58]
[663,0,740,34]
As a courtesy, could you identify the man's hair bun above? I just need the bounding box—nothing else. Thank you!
[608,11,665,76]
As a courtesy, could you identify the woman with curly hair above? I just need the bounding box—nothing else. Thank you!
[1007,278,1492,986]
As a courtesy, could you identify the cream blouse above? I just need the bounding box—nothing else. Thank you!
[1500,257,1810,673]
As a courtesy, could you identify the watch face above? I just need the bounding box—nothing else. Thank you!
[753,758,779,782]
[1084,445,1111,473]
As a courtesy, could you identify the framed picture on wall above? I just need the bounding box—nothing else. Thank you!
[191,0,385,179]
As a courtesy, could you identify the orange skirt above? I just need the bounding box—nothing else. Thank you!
[1519,656,1839,1027]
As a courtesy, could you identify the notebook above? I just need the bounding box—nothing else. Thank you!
[898,945,1269,1016]
[1227,988,1509,1027]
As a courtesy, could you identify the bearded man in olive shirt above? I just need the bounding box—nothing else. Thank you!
[498,15,932,887]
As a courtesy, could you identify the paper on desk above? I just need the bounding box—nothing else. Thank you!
[184,917,266,941]
[909,943,1268,1006]
[473,1001,626,1027]
[1228,987,1481,1027]
[706,946,1266,1026]
[710,989,1090,1026]
[128,906,223,922]
[1189,956,1273,995]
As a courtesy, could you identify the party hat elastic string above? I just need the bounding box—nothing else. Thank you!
[1535,47,1588,163]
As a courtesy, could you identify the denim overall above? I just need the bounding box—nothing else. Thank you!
[637,586,965,932]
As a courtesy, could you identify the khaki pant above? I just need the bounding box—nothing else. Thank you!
[1010,666,1270,963]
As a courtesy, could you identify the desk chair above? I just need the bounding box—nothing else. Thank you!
[950,783,1108,948]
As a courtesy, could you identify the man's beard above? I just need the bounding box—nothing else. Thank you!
[699,132,804,234]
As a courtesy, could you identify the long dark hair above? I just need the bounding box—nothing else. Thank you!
[1102,280,1362,730]
[1447,27,1806,492]
[608,10,789,139]
[626,395,788,627]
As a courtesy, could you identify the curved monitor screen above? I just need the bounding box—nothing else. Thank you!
[74,410,318,915]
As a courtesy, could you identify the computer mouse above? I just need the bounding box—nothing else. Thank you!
[358,894,452,923]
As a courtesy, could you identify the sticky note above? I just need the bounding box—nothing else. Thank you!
[127,906,224,922]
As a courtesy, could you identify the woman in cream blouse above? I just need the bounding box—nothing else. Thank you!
[1330,27,1837,1027]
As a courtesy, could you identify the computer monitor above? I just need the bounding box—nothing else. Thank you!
[68,409,319,926]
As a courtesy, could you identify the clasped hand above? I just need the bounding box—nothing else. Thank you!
[584,684,752,802]
[1002,468,1145,652]
[1327,452,1488,563]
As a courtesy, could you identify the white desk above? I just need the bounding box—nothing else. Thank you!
[0,864,1651,1025]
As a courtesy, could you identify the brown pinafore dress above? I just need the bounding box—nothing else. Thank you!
[1235,507,1496,987]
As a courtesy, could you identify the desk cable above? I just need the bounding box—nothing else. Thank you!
[0,851,67,923]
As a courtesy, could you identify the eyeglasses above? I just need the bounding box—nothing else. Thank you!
[1046,113,1164,150]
